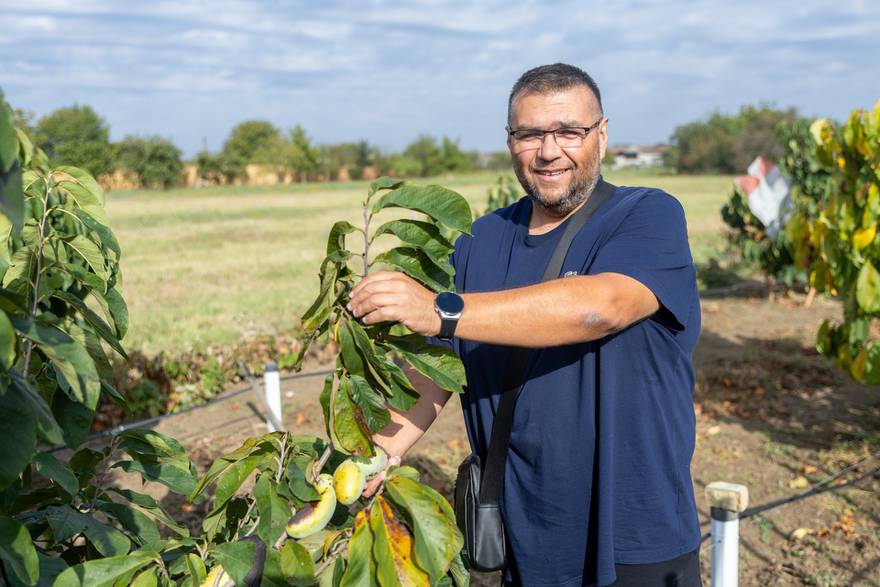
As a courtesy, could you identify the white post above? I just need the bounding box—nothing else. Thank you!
[263,363,282,432]
[705,481,749,587]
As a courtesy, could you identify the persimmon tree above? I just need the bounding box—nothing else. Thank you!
[788,101,880,384]
[1,89,472,586]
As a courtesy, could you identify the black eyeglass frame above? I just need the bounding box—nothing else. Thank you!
[505,116,605,147]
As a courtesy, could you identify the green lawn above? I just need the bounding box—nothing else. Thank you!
[107,170,733,354]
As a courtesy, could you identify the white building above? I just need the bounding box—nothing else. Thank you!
[609,145,670,169]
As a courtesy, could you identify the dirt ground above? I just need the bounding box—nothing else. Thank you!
[120,289,879,586]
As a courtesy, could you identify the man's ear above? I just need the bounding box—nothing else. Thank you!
[598,117,609,161]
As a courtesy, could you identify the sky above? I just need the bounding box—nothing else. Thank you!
[1,0,878,157]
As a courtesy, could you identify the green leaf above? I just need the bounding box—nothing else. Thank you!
[80,514,131,556]
[340,510,375,587]
[384,336,466,393]
[855,260,880,313]
[371,183,472,235]
[52,551,157,587]
[43,505,87,543]
[0,310,14,369]
[209,540,256,586]
[113,459,197,497]
[278,540,315,585]
[90,286,128,340]
[11,317,101,409]
[210,453,271,512]
[327,220,358,256]
[96,501,161,547]
[371,219,455,262]
[52,292,127,358]
[0,516,39,586]
[372,247,453,292]
[184,553,207,585]
[33,452,79,496]
[0,99,17,173]
[73,208,120,258]
[114,429,198,496]
[381,358,421,412]
[301,262,339,334]
[385,476,463,580]
[370,497,429,586]
[64,235,109,282]
[330,376,374,457]
[189,434,279,502]
[106,488,189,537]
[51,392,93,449]
[348,375,391,433]
[0,160,24,233]
[0,379,37,490]
[129,568,158,587]
[11,553,68,587]
[253,473,291,546]
[368,177,405,199]
[54,166,109,227]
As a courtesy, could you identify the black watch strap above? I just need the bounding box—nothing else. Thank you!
[438,315,458,340]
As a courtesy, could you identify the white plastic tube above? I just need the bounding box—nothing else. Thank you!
[263,363,282,432]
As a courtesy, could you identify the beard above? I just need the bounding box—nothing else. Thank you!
[513,149,602,218]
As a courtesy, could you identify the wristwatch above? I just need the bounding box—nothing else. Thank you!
[434,292,464,341]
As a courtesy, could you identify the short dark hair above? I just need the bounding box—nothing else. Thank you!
[507,63,603,123]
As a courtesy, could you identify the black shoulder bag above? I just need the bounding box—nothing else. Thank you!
[453,178,617,572]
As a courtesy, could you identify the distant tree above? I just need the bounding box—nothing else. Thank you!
[115,135,183,189]
[667,104,797,174]
[35,104,114,176]
[317,141,378,181]
[401,135,443,177]
[196,151,234,184]
[12,108,35,137]
[286,125,319,181]
[439,137,472,174]
[220,120,283,179]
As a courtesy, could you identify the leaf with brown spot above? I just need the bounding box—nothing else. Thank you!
[370,497,429,587]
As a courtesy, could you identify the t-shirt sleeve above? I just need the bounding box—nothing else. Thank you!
[587,191,696,331]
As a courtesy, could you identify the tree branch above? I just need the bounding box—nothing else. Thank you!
[23,177,53,374]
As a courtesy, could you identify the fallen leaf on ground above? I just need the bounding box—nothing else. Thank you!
[788,476,809,489]
[790,527,813,541]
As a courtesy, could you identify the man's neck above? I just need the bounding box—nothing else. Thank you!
[528,196,589,235]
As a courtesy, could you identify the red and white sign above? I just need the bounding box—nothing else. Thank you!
[736,157,792,239]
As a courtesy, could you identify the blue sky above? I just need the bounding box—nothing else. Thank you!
[1,0,877,157]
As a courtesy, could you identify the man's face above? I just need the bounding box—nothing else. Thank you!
[507,86,607,217]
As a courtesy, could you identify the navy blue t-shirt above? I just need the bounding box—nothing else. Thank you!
[444,185,701,586]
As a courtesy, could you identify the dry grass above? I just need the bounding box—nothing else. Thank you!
[107,170,733,354]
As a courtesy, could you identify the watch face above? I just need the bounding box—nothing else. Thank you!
[436,291,464,314]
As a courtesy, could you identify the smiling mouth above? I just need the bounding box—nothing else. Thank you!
[533,169,569,177]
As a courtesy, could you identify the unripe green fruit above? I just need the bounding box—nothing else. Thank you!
[333,451,390,505]
[286,473,337,539]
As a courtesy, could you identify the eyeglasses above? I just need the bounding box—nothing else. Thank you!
[507,117,604,152]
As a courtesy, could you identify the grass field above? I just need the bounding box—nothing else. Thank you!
[107,170,734,354]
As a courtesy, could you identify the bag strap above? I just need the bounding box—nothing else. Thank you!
[478,178,617,505]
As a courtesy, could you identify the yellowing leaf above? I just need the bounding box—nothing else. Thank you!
[370,497,429,587]
[853,224,877,250]
[851,349,868,381]
[810,118,830,145]
[856,261,880,313]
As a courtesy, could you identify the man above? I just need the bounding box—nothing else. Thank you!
[348,63,702,586]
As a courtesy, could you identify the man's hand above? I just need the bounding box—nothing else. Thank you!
[361,452,402,498]
[348,271,441,336]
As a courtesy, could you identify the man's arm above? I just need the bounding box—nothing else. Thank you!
[347,270,659,347]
